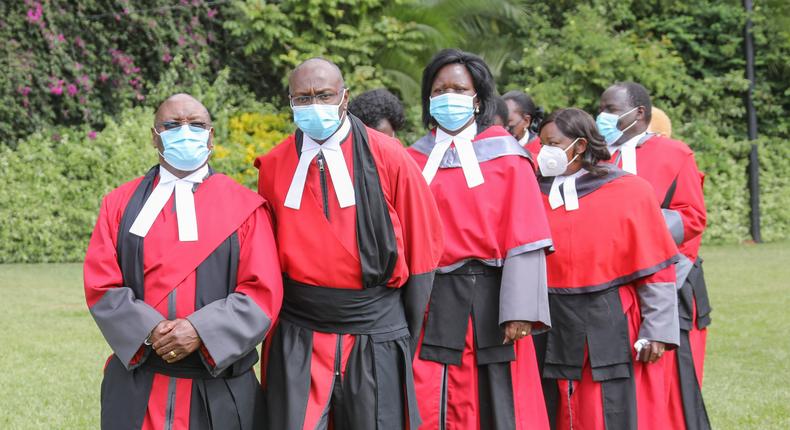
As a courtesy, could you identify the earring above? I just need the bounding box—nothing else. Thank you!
[475,106,480,114]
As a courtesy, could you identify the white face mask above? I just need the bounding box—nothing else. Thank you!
[537,138,580,177]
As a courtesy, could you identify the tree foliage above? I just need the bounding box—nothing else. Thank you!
[0,0,788,262]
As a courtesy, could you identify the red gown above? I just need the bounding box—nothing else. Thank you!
[523,135,542,160]
[84,166,283,430]
[256,116,443,430]
[539,168,680,430]
[610,134,711,429]
[408,124,553,430]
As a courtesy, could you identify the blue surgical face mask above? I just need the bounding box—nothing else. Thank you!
[292,89,346,141]
[430,93,477,132]
[596,106,638,145]
[155,124,212,171]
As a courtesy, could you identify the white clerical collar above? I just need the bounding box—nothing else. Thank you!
[609,131,646,174]
[284,118,354,210]
[129,164,209,241]
[548,168,587,211]
[422,122,484,188]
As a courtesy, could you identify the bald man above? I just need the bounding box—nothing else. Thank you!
[84,93,283,429]
[255,58,443,429]
[598,82,710,430]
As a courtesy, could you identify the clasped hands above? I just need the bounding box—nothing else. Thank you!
[149,319,202,364]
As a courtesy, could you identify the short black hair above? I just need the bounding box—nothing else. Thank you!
[613,81,652,122]
[540,108,611,177]
[348,88,406,132]
[502,90,544,132]
[420,48,496,130]
[493,96,510,126]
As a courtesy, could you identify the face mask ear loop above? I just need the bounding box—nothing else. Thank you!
[617,106,640,133]
[565,138,581,165]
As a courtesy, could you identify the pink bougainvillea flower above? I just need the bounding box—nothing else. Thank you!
[26,3,43,23]
[88,130,97,140]
[207,8,218,19]
[162,52,173,63]
[67,84,78,96]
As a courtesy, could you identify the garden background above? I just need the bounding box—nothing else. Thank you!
[0,0,788,263]
[0,1,789,429]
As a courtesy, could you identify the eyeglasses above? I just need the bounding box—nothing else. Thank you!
[157,121,211,132]
[289,88,346,107]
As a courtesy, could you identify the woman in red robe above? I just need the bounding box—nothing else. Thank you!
[535,107,680,430]
[408,49,553,430]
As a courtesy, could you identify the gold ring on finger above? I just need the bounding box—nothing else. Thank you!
[169,351,177,359]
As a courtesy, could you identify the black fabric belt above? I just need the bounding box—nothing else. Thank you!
[543,286,632,382]
[679,257,712,331]
[420,261,515,366]
[280,277,409,336]
[140,349,255,380]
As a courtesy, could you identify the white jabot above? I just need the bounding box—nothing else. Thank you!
[548,169,587,211]
[422,122,484,188]
[284,118,354,210]
[609,131,646,174]
[129,164,209,242]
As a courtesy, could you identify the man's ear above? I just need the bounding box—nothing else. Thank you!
[636,106,647,122]
[208,128,215,150]
[151,127,159,149]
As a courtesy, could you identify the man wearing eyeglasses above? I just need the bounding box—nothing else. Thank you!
[84,93,283,429]
[255,58,444,429]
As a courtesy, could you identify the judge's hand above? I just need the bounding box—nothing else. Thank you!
[637,341,666,363]
[152,318,202,364]
[503,321,532,344]
[148,320,176,346]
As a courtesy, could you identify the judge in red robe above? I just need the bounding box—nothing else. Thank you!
[408,49,553,430]
[536,108,680,430]
[255,58,444,430]
[503,90,544,159]
[598,82,711,430]
[84,94,283,430]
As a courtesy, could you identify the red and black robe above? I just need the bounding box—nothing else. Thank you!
[538,167,680,430]
[610,134,711,429]
[255,115,444,430]
[408,124,553,430]
[84,166,283,430]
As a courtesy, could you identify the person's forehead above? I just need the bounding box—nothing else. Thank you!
[601,86,629,105]
[157,98,209,121]
[540,121,564,139]
[432,63,473,86]
[505,99,526,117]
[290,62,342,91]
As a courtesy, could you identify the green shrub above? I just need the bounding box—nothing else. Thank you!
[0,68,293,263]
[758,137,790,242]
[0,109,155,263]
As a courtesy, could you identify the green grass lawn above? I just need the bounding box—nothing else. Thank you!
[0,243,788,429]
